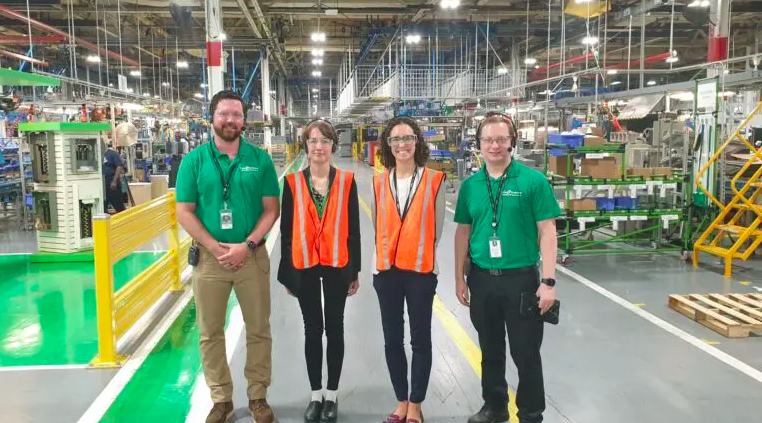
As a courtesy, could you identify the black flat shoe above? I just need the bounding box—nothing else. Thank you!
[304,400,323,423]
[320,400,338,423]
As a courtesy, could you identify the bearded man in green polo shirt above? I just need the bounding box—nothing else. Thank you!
[454,112,561,423]
[176,90,280,423]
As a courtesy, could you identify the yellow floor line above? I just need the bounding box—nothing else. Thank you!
[358,194,519,422]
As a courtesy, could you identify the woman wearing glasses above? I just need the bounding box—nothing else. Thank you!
[371,116,447,423]
[278,119,361,423]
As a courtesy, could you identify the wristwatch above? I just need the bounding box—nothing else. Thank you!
[541,278,556,287]
[246,240,259,252]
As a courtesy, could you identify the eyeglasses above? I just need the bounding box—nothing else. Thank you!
[480,136,513,146]
[215,111,244,120]
[307,138,333,145]
[388,135,417,145]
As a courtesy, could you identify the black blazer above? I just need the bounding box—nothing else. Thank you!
[277,166,361,295]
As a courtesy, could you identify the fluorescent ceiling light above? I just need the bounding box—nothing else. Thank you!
[647,80,657,86]
[86,55,101,63]
[611,81,622,85]
[129,70,141,77]
[311,49,324,57]
[405,34,421,44]
[311,32,326,42]
[582,36,599,45]
[194,93,203,98]
[312,59,323,65]
[497,67,508,74]
[524,57,537,65]
[162,82,170,87]
[440,0,460,9]
[312,70,322,77]
[177,61,189,68]
[312,88,319,93]
[607,69,618,75]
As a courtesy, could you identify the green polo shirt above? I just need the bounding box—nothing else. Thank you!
[454,161,561,270]
[175,140,280,243]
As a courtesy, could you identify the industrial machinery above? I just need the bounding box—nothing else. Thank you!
[19,122,110,254]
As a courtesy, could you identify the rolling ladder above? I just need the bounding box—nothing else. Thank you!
[693,99,762,277]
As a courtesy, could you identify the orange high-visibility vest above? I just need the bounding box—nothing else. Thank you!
[373,167,445,273]
[286,168,354,269]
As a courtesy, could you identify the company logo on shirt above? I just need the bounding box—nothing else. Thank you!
[502,189,522,197]
[241,166,259,172]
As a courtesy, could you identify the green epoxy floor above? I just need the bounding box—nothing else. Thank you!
[0,252,165,366]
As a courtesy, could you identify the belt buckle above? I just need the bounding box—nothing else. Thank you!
[489,268,502,276]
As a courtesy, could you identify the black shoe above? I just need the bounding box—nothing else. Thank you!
[304,400,323,423]
[467,404,509,423]
[320,400,338,423]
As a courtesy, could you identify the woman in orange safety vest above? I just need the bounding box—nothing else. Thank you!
[372,116,446,423]
[278,118,361,423]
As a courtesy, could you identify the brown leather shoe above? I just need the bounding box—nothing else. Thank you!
[206,402,234,423]
[249,398,275,423]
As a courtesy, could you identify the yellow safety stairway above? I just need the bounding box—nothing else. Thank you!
[693,99,762,277]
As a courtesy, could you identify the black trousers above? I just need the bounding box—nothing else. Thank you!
[373,268,437,404]
[297,266,349,391]
[468,266,545,423]
[104,181,126,213]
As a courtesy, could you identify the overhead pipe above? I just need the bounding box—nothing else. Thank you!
[0,48,49,67]
[608,51,671,69]
[0,5,140,67]
[530,53,595,77]
[0,35,65,45]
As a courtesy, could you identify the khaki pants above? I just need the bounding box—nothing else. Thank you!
[192,246,272,403]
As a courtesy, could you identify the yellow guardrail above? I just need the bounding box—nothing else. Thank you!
[91,192,192,368]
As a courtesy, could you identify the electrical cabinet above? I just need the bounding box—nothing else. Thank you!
[18,122,111,255]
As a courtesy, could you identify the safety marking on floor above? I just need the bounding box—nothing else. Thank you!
[184,154,306,423]
[633,303,646,308]
[740,281,752,286]
[702,339,721,345]
[556,265,762,385]
[0,364,89,372]
[753,286,762,292]
[359,190,519,422]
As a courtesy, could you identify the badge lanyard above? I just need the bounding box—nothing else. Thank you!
[484,164,511,259]
[393,167,418,221]
[210,144,240,230]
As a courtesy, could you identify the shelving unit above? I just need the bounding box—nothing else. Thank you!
[0,136,32,229]
[544,139,695,264]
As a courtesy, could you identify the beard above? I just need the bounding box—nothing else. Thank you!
[213,123,242,142]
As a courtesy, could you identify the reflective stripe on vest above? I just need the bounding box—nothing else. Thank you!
[288,169,353,269]
[373,168,444,273]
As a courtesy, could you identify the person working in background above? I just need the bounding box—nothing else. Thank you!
[453,112,560,423]
[372,116,447,423]
[278,119,361,423]
[175,90,281,423]
[102,142,125,213]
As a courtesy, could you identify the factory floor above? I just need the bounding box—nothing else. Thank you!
[0,156,760,423]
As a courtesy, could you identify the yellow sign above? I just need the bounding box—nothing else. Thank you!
[565,0,609,19]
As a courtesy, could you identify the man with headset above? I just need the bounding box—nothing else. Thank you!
[176,90,280,423]
[453,112,560,423]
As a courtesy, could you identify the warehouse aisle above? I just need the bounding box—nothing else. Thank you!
[183,157,762,423]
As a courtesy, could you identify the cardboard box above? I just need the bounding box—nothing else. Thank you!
[627,168,653,177]
[651,167,673,177]
[548,155,572,176]
[567,199,597,212]
[581,157,621,179]
[584,135,606,147]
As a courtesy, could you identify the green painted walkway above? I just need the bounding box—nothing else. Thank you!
[97,154,305,423]
[0,252,166,366]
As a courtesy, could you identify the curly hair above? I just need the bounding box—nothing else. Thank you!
[377,116,430,169]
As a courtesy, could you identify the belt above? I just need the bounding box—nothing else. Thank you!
[470,264,536,277]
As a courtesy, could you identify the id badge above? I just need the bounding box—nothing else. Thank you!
[489,236,502,258]
[220,209,233,230]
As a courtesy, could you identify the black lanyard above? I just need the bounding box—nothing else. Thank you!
[484,164,511,233]
[393,167,418,221]
[209,143,239,204]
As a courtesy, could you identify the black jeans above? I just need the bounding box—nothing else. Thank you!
[468,266,545,423]
[297,266,349,391]
[104,181,125,213]
[373,268,437,404]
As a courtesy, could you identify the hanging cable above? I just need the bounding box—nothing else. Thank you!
[24,0,35,103]
[627,15,632,90]
[95,0,102,86]
[137,18,143,96]
[104,9,110,94]
[117,0,124,80]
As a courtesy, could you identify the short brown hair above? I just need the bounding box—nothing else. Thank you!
[302,119,337,148]
[476,112,518,148]
[377,116,430,169]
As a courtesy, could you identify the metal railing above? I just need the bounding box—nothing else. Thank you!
[336,64,526,115]
[289,100,334,119]
[91,192,191,367]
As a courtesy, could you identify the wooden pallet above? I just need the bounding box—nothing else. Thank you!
[668,293,762,338]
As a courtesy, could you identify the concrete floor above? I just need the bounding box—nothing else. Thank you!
[1,156,761,423]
